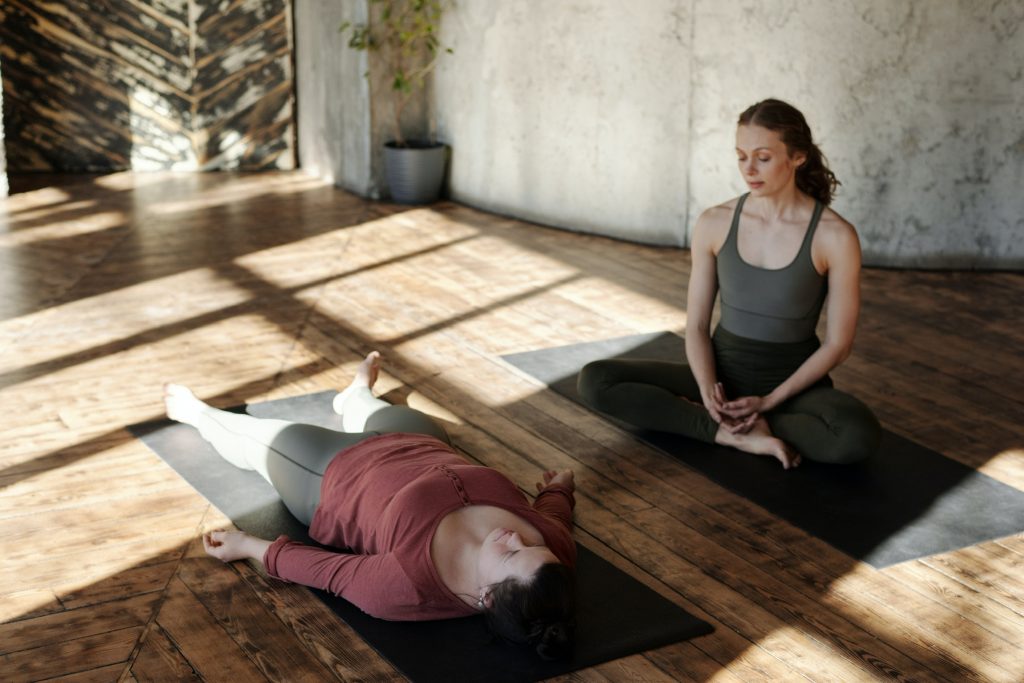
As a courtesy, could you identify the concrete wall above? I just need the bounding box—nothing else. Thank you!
[294,0,431,198]
[295,0,1024,268]
[434,1,692,245]
[685,0,1024,268]
[294,0,374,195]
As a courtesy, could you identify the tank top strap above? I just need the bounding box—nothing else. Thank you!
[795,200,825,266]
[723,193,750,253]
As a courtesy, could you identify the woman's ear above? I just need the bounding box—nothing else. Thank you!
[479,587,495,609]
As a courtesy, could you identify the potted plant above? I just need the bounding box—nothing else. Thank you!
[341,0,452,204]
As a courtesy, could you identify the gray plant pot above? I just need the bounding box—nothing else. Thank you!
[383,141,448,204]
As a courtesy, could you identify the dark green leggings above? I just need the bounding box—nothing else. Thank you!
[577,328,881,464]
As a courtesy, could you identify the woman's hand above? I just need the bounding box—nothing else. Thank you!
[719,393,768,420]
[702,384,726,425]
[707,383,759,434]
[537,469,575,494]
[203,529,268,563]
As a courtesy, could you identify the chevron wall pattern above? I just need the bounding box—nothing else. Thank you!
[0,0,295,171]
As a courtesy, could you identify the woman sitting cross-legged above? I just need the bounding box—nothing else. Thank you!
[579,99,881,470]
[165,351,576,660]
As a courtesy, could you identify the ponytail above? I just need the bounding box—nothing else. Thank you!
[795,144,840,206]
[738,99,840,205]
[484,562,576,660]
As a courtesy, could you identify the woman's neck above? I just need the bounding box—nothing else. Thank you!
[749,183,811,225]
[431,509,486,607]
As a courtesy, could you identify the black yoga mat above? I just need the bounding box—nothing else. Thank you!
[130,391,712,683]
[502,332,1024,569]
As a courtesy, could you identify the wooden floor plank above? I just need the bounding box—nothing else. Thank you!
[45,662,128,683]
[2,546,186,606]
[0,594,159,657]
[1,628,142,683]
[592,653,681,682]
[922,543,1024,619]
[232,557,405,681]
[883,560,1024,653]
[644,643,748,683]
[3,496,206,566]
[175,556,341,682]
[130,623,202,682]
[155,577,269,682]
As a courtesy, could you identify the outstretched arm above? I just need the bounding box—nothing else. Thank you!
[268,538,423,618]
[204,530,418,619]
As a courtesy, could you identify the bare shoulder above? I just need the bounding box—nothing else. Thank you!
[693,197,740,251]
[817,206,859,243]
[814,206,861,270]
[697,196,740,229]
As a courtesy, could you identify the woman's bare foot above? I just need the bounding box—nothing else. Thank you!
[333,351,382,414]
[353,351,381,389]
[716,416,801,469]
[164,383,207,425]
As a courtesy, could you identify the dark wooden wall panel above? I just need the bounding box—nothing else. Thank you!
[0,0,294,171]
[194,0,293,169]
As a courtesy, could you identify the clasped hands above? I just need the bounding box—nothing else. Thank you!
[706,382,768,434]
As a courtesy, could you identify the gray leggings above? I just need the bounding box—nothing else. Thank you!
[578,329,881,464]
[186,387,450,524]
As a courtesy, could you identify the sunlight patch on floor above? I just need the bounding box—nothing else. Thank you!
[0,267,255,375]
[977,448,1024,491]
[143,172,329,215]
[0,209,124,247]
[234,212,481,291]
[0,186,73,214]
[92,170,193,192]
[552,276,687,335]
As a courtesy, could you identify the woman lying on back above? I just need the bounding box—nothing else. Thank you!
[166,351,576,659]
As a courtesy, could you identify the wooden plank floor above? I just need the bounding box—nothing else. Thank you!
[1,171,1022,682]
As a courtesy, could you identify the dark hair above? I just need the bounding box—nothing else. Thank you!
[738,98,840,205]
[484,562,576,660]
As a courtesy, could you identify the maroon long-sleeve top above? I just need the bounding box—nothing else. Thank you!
[263,432,576,621]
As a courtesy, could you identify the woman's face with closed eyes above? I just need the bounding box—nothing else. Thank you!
[735,124,805,196]
[477,527,559,591]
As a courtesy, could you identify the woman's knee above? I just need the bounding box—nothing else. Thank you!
[364,405,450,443]
[577,361,605,407]
[825,405,882,464]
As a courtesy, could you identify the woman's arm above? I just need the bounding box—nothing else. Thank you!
[203,529,272,563]
[203,529,416,619]
[265,537,421,618]
[721,217,862,417]
[533,469,575,530]
[685,208,728,424]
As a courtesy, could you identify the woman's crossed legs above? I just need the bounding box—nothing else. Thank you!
[578,358,879,468]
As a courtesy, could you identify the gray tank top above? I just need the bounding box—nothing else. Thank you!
[716,193,827,343]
